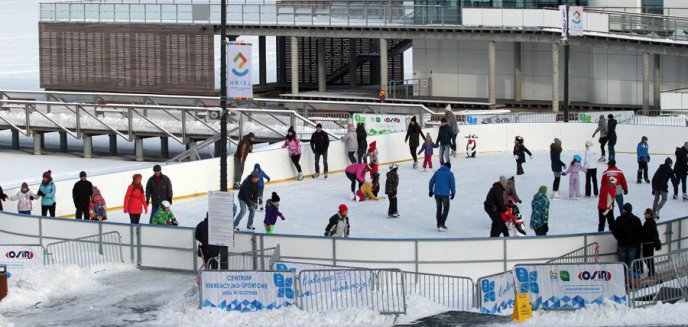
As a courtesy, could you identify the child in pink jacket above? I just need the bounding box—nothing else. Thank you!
[282,126,303,181]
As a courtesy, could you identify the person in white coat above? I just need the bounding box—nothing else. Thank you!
[583,140,599,197]
[10,182,39,215]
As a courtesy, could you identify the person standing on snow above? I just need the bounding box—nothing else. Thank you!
[641,208,661,277]
[418,133,435,172]
[513,136,532,176]
[444,105,459,157]
[146,165,173,224]
[72,171,93,220]
[592,114,608,162]
[550,138,567,199]
[233,132,256,188]
[612,203,643,269]
[356,123,368,164]
[124,174,148,224]
[386,164,400,218]
[598,176,617,232]
[429,162,456,232]
[651,157,675,219]
[11,182,38,215]
[561,155,583,200]
[607,114,618,161]
[263,192,285,234]
[672,142,688,200]
[282,126,304,181]
[252,164,271,211]
[345,163,370,201]
[310,123,330,179]
[530,186,550,236]
[367,141,379,180]
[325,204,350,237]
[637,136,651,184]
[436,118,453,166]
[341,124,359,164]
[485,176,509,237]
[583,141,599,197]
[233,171,260,231]
[405,116,425,169]
[601,160,628,216]
[38,170,56,217]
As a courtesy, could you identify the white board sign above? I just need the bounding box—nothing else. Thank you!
[0,245,44,278]
[208,191,234,246]
[200,271,295,311]
[227,42,253,100]
[353,113,407,135]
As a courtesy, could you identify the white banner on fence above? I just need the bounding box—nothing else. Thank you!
[208,191,234,246]
[201,271,295,311]
[0,245,44,278]
[227,42,253,100]
[353,113,407,135]
[479,271,515,316]
[513,263,627,310]
[297,269,373,298]
[578,111,635,124]
[465,114,518,125]
[275,261,347,274]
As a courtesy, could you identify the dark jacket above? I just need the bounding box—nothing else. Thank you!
[72,180,93,207]
[514,143,532,163]
[263,200,284,226]
[612,212,643,248]
[484,182,507,213]
[146,174,173,207]
[310,130,330,154]
[356,125,367,150]
[237,178,259,204]
[325,213,350,237]
[607,118,618,145]
[195,218,221,260]
[652,161,675,193]
[234,134,253,160]
[385,171,399,195]
[405,119,425,148]
[641,218,661,250]
[550,143,566,173]
[675,146,688,174]
[436,125,453,146]
[0,186,7,211]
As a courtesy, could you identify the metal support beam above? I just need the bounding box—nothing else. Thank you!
[83,134,92,159]
[317,38,326,92]
[109,134,117,156]
[349,38,358,87]
[514,42,522,102]
[135,137,144,162]
[160,136,169,159]
[11,130,19,149]
[215,140,222,157]
[59,131,68,152]
[40,132,45,149]
[290,36,299,95]
[552,43,560,113]
[488,41,496,107]
[33,132,42,155]
[642,52,650,114]
[654,54,662,107]
[259,35,267,85]
[380,38,388,93]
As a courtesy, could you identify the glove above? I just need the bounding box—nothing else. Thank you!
[450,194,455,200]
[429,191,434,198]
[37,190,44,196]
[30,196,35,200]
[514,155,519,160]
[655,244,662,251]
[518,200,522,204]
[624,190,628,195]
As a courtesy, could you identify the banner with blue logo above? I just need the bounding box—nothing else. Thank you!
[0,245,44,279]
[227,42,253,100]
[200,271,295,311]
[353,113,407,135]
[513,263,627,310]
[478,271,515,315]
[275,261,346,274]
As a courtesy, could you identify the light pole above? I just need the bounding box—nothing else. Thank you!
[563,0,570,122]
[219,0,229,269]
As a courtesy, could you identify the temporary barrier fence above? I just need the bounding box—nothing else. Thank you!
[477,270,515,315]
[546,242,599,264]
[626,248,688,308]
[206,245,281,271]
[45,231,124,268]
[402,271,475,312]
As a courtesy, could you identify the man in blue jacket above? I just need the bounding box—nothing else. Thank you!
[429,162,456,231]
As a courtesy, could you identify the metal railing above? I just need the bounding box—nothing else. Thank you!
[208,245,281,271]
[388,78,432,99]
[546,242,599,264]
[402,271,475,311]
[45,231,124,268]
[627,248,688,308]
[597,9,688,42]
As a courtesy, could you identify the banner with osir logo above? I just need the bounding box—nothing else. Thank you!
[353,113,406,135]
[479,271,515,315]
[227,42,253,100]
[513,263,627,310]
[200,271,295,311]
[0,245,44,278]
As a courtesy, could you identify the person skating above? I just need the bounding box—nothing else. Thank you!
[651,157,675,219]
[485,176,509,237]
[601,160,628,216]
[89,186,107,221]
[341,124,358,164]
[252,164,271,211]
[550,138,567,199]
[405,116,425,169]
[233,132,256,188]
[10,182,38,215]
[444,105,459,157]
[152,200,178,226]
[436,118,453,165]
[592,114,608,162]
[641,208,661,277]
[598,176,617,232]
[583,140,599,197]
[282,126,304,181]
[637,136,651,183]
[356,123,368,164]
[607,114,618,161]
[345,163,370,201]
[530,186,550,236]
[513,136,532,176]
[310,123,330,179]
[38,170,56,217]
[195,214,222,269]
[429,162,456,232]
[612,203,643,269]
[72,171,93,220]
[233,171,260,231]
[418,133,435,172]
[561,155,583,199]
[324,204,350,237]
[385,164,400,218]
[672,142,688,200]
[263,192,285,234]
[146,165,173,224]
[367,141,379,180]
[0,185,7,211]
[124,174,148,224]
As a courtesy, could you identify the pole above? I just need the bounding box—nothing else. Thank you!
[219,0,229,270]
[563,2,570,122]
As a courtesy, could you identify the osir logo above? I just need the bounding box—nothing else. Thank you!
[578,270,611,281]
[6,250,34,260]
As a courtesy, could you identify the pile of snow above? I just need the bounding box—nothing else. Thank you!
[519,301,688,326]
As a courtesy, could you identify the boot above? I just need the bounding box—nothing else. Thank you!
[413,162,418,169]
[297,172,304,181]
[673,193,678,200]
[684,193,688,201]
[637,171,642,184]
[552,191,560,199]
[313,173,320,179]
[324,172,328,179]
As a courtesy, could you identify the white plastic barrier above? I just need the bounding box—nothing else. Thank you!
[462,8,610,33]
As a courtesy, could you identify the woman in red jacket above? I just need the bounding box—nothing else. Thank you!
[124,174,148,224]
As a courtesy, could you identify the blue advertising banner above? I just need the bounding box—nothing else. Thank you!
[479,271,515,315]
[200,271,295,311]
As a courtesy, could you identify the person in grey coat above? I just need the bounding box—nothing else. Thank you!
[592,115,608,162]
[341,124,358,164]
[445,105,459,157]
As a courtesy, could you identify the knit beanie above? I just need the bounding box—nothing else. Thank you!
[554,138,561,146]
[623,203,633,212]
[538,185,548,194]
[338,204,348,213]
[271,192,280,203]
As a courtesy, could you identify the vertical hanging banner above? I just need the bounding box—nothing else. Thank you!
[560,5,585,37]
[208,191,234,246]
[227,42,253,100]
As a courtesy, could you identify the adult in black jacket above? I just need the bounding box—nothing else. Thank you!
[233,172,260,230]
[0,185,7,211]
[513,136,532,176]
[607,114,618,161]
[612,203,643,268]
[436,118,453,165]
[405,116,425,168]
[549,138,566,198]
[72,171,93,219]
[641,208,661,276]
[146,165,173,223]
[673,142,688,200]
[651,158,675,219]
[356,123,368,164]
[485,176,509,237]
[385,165,400,218]
[195,214,222,269]
[310,124,330,178]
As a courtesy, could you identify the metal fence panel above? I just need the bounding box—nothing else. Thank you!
[546,242,600,264]
[403,271,475,311]
[45,231,123,268]
[627,248,688,308]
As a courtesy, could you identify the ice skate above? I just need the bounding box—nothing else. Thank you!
[440,225,448,231]
[233,182,241,189]
[644,179,650,184]
[683,193,688,201]
[313,173,320,179]
[350,192,356,201]
[296,172,304,181]
[324,172,328,179]
[437,227,447,232]
[422,168,427,172]
[551,191,560,199]
[598,157,606,162]
[391,213,400,218]
[413,162,418,169]
[233,226,239,231]
[513,216,527,236]
[246,226,255,231]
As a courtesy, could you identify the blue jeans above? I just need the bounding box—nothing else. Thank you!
[233,199,255,228]
[18,210,31,215]
[439,145,451,165]
[608,144,616,161]
[615,194,624,216]
[315,152,328,174]
[618,246,637,269]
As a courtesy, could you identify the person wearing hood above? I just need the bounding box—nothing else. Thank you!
[673,142,688,200]
[385,164,400,218]
[38,170,56,217]
[282,126,304,181]
[124,174,148,224]
[263,192,285,234]
[485,176,509,237]
[637,136,651,184]
[651,157,676,219]
[0,185,7,211]
[325,204,350,237]
[530,186,550,236]
[146,165,173,223]
[341,124,358,164]
[429,162,456,232]
[356,123,368,164]
[598,176,617,232]
[418,133,435,172]
[592,114,608,162]
[583,140,599,197]
[641,208,661,277]
[444,105,459,157]
[152,200,178,226]
[513,136,532,176]
[195,213,222,269]
[550,138,567,199]
[436,118,453,165]
[89,186,107,221]
[252,163,271,211]
[310,123,330,179]
[607,114,618,161]
[405,116,425,169]
[367,141,379,179]
[233,132,256,188]
[11,182,38,215]
[73,171,93,219]
[612,203,642,269]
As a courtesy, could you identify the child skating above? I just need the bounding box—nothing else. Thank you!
[253,163,271,211]
[418,133,434,172]
[367,141,379,179]
[263,192,285,234]
[561,155,583,199]
[10,182,38,215]
[385,164,400,218]
[513,136,532,176]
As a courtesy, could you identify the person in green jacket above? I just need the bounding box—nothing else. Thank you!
[152,200,178,226]
[530,186,550,236]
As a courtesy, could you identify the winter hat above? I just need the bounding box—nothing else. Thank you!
[538,185,548,194]
[623,203,633,212]
[21,182,28,190]
[389,164,398,171]
[608,159,616,167]
[316,123,322,129]
[607,114,614,119]
[665,157,673,165]
[554,138,561,146]
[271,192,280,203]
[161,200,171,208]
[251,171,260,179]
[641,136,648,142]
[499,176,508,184]
[368,141,377,152]
[599,114,605,120]
[585,140,594,147]
[79,171,87,178]
[132,174,142,183]
[445,104,452,112]
[42,170,52,182]
[411,116,417,123]
[153,165,162,172]
[444,162,451,169]
[573,154,581,162]
[338,204,348,213]
[425,133,432,141]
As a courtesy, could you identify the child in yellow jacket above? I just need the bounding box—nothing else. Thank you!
[356,182,381,202]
